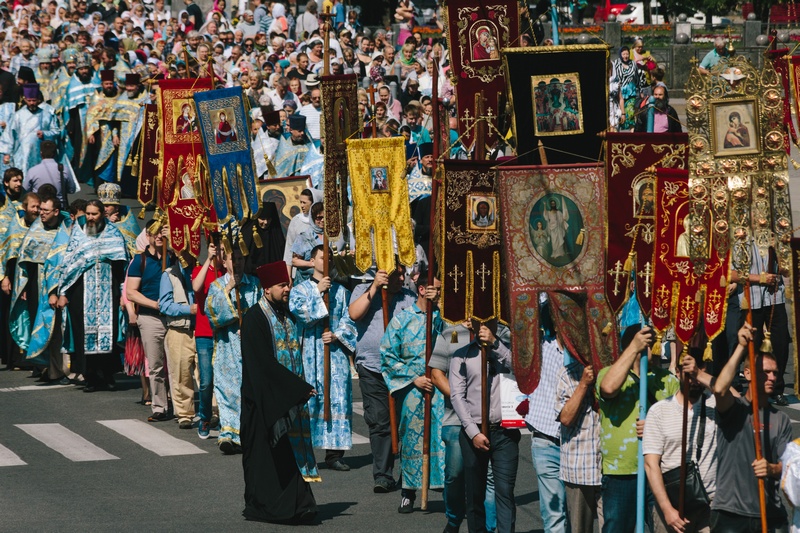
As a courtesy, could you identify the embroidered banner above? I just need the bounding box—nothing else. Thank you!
[503,45,609,165]
[445,0,518,151]
[498,164,617,393]
[346,137,415,274]
[768,48,794,152]
[604,132,688,316]
[439,160,506,325]
[167,198,203,258]
[320,74,359,239]
[194,86,259,224]
[157,78,212,211]
[137,103,159,207]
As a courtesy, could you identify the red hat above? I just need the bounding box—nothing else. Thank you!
[256,261,290,289]
[100,69,115,83]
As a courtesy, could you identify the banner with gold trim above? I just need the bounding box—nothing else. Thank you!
[439,160,506,325]
[768,48,794,152]
[194,86,259,224]
[498,164,617,393]
[320,74,359,239]
[157,77,212,212]
[346,137,415,273]
[605,132,688,316]
[445,0,519,150]
[136,103,159,208]
[167,198,203,258]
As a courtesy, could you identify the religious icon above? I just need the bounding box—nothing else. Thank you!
[370,167,389,192]
[531,74,583,136]
[675,214,691,258]
[528,193,585,267]
[173,100,198,134]
[258,175,311,235]
[179,172,194,199]
[468,194,497,231]
[214,107,238,144]
[711,99,760,157]
[632,177,655,219]
[470,23,500,62]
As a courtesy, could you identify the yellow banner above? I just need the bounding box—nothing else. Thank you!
[346,137,415,274]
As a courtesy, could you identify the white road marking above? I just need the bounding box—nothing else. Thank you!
[98,419,206,457]
[352,433,370,445]
[15,424,119,462]
[353,401,364,416]
[0,385,72,392]
[0,443,27,466]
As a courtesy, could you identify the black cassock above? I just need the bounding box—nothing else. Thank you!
[240,302,317,524]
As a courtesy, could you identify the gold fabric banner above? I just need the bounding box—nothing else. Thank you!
[346,137,415,273]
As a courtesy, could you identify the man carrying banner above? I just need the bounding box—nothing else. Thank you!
[349,266,417,493]
[381,272,445,513]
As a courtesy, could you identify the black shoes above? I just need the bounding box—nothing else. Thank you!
[148,411,172,422]
[326,460,350,471]
[772,394,789,407]
[398,496,414,514]
[373,478,396,493]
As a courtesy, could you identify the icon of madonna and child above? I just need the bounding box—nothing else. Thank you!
[528,194,585,267]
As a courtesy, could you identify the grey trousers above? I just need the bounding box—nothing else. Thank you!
[565,482,603,533]
[138,314,168,414]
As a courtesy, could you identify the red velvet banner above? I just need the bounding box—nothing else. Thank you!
[605,132,688,317]
[167,198,203,258]
[439,160,506,325]
[445,0,518,150]
[498,164,617,393]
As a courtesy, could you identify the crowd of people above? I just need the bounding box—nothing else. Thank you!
[0,0,796,531]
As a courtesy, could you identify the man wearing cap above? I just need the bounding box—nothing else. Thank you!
[33,49,56,104]
[66,53,101,182]
[97,182,141,256]
[241,260,319,523]
[85,71,143,186]
[56,199,129,392]
[0,83,61,177]
[273,114,311,177]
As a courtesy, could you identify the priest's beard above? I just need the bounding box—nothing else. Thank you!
[103,86,118,98]
[127,88,140,99]
[5,189,21,202]
[78,71,93,84]
[86,218,106,236]
[654,98,667,112]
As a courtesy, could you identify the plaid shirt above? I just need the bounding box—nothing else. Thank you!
[524,338,563,439]
[555,361,602,486]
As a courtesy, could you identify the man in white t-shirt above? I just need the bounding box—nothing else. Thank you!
[643,354,718,533]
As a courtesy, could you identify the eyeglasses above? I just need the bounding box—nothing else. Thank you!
[39,208,54,214]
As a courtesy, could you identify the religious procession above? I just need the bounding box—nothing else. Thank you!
[1,0,800,530]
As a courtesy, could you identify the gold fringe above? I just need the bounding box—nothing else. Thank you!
[252,225,263,248]
[760,331,773,355]
[703,341,713,362]
[651,331,662,356]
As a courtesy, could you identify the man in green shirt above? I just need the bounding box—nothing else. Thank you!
[596,325,679,533]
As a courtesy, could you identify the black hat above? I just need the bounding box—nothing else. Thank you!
[418,142,434,158]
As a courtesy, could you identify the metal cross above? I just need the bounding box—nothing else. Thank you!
[607,260,624,296]
[475,262,491,291]
[707,288,722,308]
[142,178,151,197]
[448,264,464,293]
[637,261,653,298]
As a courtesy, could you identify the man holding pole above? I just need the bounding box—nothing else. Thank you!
[349,265,416,493]
[708,323,791,532]
[597,325,679,532]
[380,271,445,514]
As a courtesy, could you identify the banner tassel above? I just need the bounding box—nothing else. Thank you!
[623,251,635,273]
[238,236,249,256]
[651,331,662,356]
[703,340,713,362]
[576,229,585,246]
[252,225,263,248]
[760,331,773,355]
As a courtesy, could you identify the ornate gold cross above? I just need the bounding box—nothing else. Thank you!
[607,260,624,296]
[475,262,491,291]
[448,264,464,293]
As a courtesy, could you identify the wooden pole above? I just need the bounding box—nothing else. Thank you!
[744,282,769,533]
[421,55,440,511]
[367,85,378,138]
[323,234,332,422]
[480,344,489,436]
[679,375,688,519]
[475,92,486,161]
[382,288,399,455]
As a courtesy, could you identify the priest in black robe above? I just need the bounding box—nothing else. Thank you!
[240,260,319,524]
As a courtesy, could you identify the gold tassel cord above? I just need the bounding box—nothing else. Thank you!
[703,341,713,362]
[760,331,773,355]
[575,229,585,246]
[252,225,263,249]
[678,345,688,366]
[221,234,233,255]
[651,331,663,356]
[623,251,635,274]
[238,236,249,256]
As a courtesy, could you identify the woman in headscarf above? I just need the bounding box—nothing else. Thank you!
[290,201,324,284]
[610,45,645,132]
[243,202,287,275]
[269,3,289,36]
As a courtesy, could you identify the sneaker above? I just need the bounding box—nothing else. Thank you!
[398,496,414,514]
[178,419,194,429]
[772,394,789,407]
[373,478,396,493]
[198,421,211,439]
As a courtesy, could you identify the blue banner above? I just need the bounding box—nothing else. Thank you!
[193,87,259,224]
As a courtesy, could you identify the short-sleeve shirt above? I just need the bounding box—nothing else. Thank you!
[428,323,471,427]
[596,364,679,475]
[127,249,169,315]
[643,393,718,499]
[556,362,602,486]
[191,265,220,338]
[712,395,791,520]
[351,282,416,374]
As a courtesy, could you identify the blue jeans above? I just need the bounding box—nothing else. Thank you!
[442,424,497,530]
[195,337,214,422]
[531,436,568,533]
[601,474,654,533]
